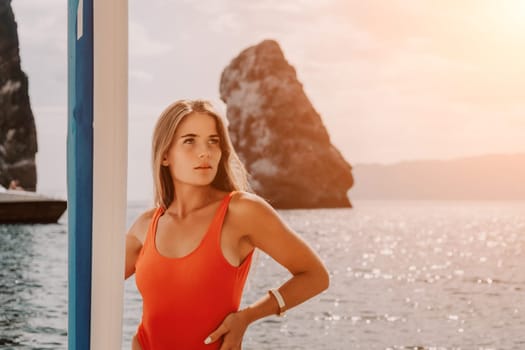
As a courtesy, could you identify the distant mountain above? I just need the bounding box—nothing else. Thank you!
[350,154,525,200]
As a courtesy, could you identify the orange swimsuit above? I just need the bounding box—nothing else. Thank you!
[135,192,253,350]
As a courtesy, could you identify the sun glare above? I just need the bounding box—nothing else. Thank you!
[492,0,525,33]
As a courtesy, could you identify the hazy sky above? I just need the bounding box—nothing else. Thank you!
[11,0,525,200]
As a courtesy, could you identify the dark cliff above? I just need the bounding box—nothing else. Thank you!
[0,0,37,191]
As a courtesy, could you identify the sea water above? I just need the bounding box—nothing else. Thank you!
[1,200,525,349]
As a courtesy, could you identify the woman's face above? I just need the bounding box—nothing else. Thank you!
[163,112,222,187]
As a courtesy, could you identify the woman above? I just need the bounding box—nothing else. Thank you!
[125,99,329,350]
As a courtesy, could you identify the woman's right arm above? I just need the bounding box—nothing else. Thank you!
[125,209,155,279]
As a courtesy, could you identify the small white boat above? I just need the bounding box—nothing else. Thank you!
[0,187,67,223]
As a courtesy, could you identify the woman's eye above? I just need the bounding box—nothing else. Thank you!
[183,138,194,144]
[209,138,220,145]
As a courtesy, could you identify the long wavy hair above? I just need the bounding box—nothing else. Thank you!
[151,99,249,209]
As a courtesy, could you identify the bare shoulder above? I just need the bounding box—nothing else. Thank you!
[230,191,274,215]
[127,207,157,245]
[228,191,281,229]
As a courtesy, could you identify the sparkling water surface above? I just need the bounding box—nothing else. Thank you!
[1,200,525,349]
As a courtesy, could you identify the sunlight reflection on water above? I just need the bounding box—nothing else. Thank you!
[1,200,525,349]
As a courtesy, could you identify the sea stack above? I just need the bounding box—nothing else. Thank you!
[220,39,353,208]
[0,0,38,191]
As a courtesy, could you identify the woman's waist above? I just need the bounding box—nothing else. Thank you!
[142,300,236,325]
[138,310,228,350]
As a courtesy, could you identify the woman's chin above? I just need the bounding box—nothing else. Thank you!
[177,178,216,187]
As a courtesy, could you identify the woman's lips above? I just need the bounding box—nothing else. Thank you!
[194,165,212,170]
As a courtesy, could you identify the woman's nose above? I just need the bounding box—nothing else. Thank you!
[198,144,210,158]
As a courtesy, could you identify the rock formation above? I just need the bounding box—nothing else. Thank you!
[220,39,353,208]
[0,0,37,191]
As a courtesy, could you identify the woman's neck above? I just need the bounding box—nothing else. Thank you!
[167,184,221,219]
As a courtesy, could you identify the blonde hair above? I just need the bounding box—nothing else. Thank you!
[152,99,249,209]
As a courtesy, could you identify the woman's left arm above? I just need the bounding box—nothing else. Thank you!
[205,192,330,349]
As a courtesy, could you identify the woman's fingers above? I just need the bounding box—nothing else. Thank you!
[204,322,229,345]
[207,311,248,349]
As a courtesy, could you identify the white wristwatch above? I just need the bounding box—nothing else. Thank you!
[269,289,286,317]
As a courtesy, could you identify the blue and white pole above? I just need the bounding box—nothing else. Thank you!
[67,0,128,348]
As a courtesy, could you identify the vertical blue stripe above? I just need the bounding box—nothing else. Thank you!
[67,0,93,349]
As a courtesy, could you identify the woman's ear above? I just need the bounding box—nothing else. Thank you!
[161,154,169,166]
